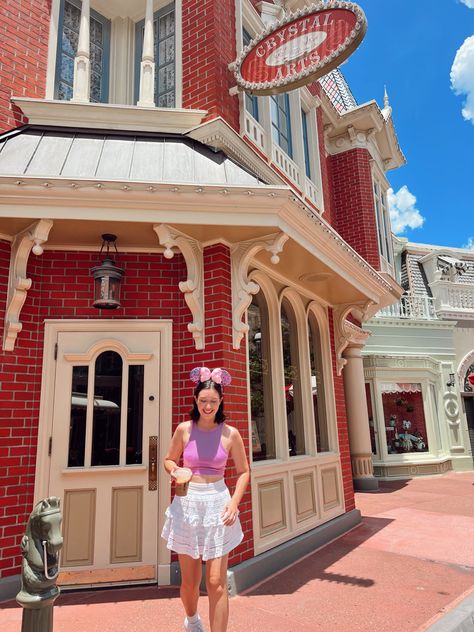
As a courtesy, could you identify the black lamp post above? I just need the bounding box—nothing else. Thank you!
[90,234,124,309]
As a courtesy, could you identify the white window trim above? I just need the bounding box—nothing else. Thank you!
[371,160,395,273]
[45,0,182,107]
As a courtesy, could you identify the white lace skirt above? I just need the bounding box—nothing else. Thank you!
[161,479,243,561]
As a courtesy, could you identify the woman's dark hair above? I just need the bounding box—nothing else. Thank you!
[190,380,226,424]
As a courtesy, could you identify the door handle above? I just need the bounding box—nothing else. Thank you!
[149,436,158,491]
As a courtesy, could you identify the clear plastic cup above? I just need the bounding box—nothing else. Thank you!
[173,467,192,496]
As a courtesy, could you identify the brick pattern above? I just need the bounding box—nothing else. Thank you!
[0,244,252,577]
[0,0,51,132]
[329,148,380,270]
[328,308,355,512]
[182,0,240,130]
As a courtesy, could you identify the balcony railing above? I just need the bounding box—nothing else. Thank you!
[244,112,266,154]
[375,294,437,320]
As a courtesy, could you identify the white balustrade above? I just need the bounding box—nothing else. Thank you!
[271,143,301,186]
[244,112,266,154]
[375,294,437,320]
[304,176,321,208]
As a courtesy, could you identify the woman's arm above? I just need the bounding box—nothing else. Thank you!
[222,427,250,526]
[163,422,186,477]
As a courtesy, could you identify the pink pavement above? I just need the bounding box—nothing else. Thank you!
[2,471,474,632]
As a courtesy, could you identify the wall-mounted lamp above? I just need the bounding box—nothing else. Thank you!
[90,234,124,309]
[446,373,456,390]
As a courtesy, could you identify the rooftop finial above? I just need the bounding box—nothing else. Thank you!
[382,85,392,120]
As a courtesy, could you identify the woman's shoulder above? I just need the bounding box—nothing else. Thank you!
[222,423,242,439]
[176,420,193,434]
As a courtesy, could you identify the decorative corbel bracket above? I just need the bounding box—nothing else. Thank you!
[154,224,204,350]
[231,232,288,349]
[333,304,371,375]
[3,219,53,351]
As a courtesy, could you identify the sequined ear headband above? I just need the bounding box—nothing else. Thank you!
[189,367,232,387]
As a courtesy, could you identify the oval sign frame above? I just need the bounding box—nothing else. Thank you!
[230,1,367,96]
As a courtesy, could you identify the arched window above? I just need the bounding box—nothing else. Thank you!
[91,351,123,466]
[248,292,275,461]
[281,298,305,456]
[308,311,330,452]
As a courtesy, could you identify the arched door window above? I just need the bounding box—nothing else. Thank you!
[248,293,275,461]
[281,298,305,456]
[68,350,145,467]
[308,312,330,452]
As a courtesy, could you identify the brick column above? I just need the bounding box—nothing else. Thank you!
[329,148,380,270]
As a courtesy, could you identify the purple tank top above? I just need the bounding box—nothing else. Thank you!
[183,423,229,477]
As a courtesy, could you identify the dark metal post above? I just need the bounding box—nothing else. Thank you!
[16,497,63,632]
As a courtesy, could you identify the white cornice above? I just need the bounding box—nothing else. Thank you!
[186,117,283,185]
[320,95,405,172]
[11,98,208,134]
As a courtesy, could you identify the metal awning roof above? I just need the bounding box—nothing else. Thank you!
[0,127,264,187]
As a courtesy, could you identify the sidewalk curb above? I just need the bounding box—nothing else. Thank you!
[425,591,474,632]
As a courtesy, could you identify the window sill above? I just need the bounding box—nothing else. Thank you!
[12,98,207,134]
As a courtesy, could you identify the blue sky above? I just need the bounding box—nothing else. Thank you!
[340,0,474,249]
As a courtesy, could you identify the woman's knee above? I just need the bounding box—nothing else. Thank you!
[206,572,227,596]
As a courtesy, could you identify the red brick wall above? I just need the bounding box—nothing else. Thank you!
[0,243,252,578]
[0,1,51,132]
[329,148,380,270]
[328,308,355,512]
[182,0,240,130]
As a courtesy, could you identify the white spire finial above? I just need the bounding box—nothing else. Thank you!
[382,85,392,120]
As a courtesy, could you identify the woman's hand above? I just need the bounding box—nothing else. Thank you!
[221,501,240,526]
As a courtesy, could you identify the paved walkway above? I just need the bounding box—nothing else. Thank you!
[2,471,474,631]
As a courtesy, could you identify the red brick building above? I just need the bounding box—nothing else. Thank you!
[0,0,404,599]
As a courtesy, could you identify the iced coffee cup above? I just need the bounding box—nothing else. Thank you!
[173,467,192,496]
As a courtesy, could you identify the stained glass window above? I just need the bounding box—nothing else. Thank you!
[55,0,110,103]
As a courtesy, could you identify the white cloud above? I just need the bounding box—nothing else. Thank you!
[463,237,474,250]
[460,0,474,8]
[451,35,474,123]
[387,186,425,234]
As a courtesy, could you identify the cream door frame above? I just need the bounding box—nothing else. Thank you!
[35,319,173,585]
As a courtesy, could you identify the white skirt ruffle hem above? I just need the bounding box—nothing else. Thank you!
[161,479,243,561]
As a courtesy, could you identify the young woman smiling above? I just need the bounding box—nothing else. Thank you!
[162,367,250,632]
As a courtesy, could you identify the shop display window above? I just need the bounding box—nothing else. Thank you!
[248,293,276,462]
[381,383,429,454]
[308,312,329,452]
[364,382,377,455]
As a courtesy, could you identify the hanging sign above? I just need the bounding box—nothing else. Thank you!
[229,2,367,96]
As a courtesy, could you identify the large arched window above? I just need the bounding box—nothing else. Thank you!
[281,298,305,456]
[308,311,330,452]
[248,292,275,461]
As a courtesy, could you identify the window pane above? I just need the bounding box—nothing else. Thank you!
[126,365,144,465]
[364,382,377,455]
[248,295,275,461]
[68,366,89,467]
[57,1,109,103]
[91,351,122,466]
[302,109,311,179]
[381,383,429,454]
[308,313,329,452]
[281,300,305,456]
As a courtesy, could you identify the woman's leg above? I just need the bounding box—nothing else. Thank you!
[179,554,202,617]
[205,554,229,632]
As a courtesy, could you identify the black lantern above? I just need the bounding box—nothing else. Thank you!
[91,234,124,309]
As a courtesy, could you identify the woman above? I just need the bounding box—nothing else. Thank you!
[162,367,250,632]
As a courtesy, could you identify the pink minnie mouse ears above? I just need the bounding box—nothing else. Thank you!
[190,367,232,387]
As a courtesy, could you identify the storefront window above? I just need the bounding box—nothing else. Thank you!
[464,363,474,392]
[364,382,377,455]
[381,383,429,454]
[281,299,305,456]
[248,293,275,461]
[308,312,329,452]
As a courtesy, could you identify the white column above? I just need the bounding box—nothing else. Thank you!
[137,0,155,107]
[71,0,91,103]
[342,345,378,491]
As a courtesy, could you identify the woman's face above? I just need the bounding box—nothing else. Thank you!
[195,388,222,420]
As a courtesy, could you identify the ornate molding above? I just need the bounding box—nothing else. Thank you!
[3,219,53,351]
[333,304,370,375]
[231,232,288,349]
[154,224,204,350]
